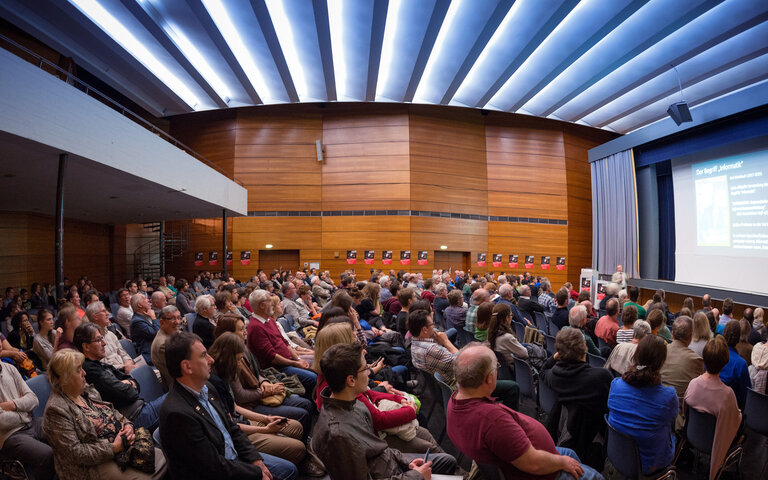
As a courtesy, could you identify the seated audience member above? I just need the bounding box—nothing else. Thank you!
[313,322,440,454]
[689,312,713,357]
[310,276,331,308]
[594,298,620,348]
[487,303,529,364]
[85,303,135,375]
[517,285,544,320]
[313,343,457,479]
[624,286,646,319]
[0,352,55,480]
[53,305,81,352]
[7,312,34,355]
[410,308,520,410]
[149,291,167,319]
[156,276,174,299]
[115,288,133,336]
[215,314,312,436]
[66,290,86,318]
[208,333,306,465]
[129,294,160,365]
[752,307,767,344]
[567,305,601,357]
[604,320,651,375]
[75,323,166,430]
[192,295,217,350]
[395,287,418,338]
[660,316,705,407]
[151,305,182,387]
[444,288,468,335]
[719,320,751,409]
[647,308,672,343]
[433,282,450,329]
[247,289,316,396]
[718,298,735,331]
[615,304,638,344]
[281,282,316,330]
[159,332,295,480]
[541,328,613,466]
[324,289,367,344]
[551,288,571,332]
[537,280,557,315]
[271,296,314,352]
[33,308,57,370]
[447,344,603,480]
[735,318,753,365]
[608,335,678,475]
[474,302,494,342]
[173,278,195,316]
[463,288,491,344]
[750,341,768,394]
[684,336,742,480]
[44,349,166,480]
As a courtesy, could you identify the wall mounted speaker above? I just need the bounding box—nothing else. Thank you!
[667,102,692,126]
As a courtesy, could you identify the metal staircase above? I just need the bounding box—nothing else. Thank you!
[133,222,189,279]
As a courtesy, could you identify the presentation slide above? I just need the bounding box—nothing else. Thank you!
[672,136,768,295]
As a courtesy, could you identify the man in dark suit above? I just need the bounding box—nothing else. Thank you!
[129,293,159,365]
[159,332,297,480]
[517,285,545,322]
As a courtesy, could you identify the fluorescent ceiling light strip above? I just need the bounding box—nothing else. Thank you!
[200,0,273,102]
[265,0,308,101]
[69,0,201,109]
[376,0,403,100]
[163,23,231,103]
[326,0,347,99]
[412,0,464,103]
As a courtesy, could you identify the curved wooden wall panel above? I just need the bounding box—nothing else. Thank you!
[167,104,616,285]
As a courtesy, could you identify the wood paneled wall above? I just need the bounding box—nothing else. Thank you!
[167,103,615,286]
[0,212,127,291]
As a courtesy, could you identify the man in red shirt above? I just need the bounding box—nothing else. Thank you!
[447,344,604,480]
[247,289,316,396]
[595,298,620,348]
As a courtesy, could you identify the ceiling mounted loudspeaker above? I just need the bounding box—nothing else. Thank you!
[667,102,692,126]
[316,140,323,162]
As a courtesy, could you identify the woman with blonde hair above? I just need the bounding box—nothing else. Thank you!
[43,349,166,480]
[690,312,713,356]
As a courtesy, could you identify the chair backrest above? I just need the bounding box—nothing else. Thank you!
[26,374,50,418]
[131,364,165,402]
[184,313,196,332]
[605,414,643,479]
[544,334,556,357]
[152,426,162,447]
[476,462,503,480]
[434,372,454,414]
[547,317,559,337]
[685,404,717,455]
[587,353,606,368]
[745,388,768,435]
[534,312,548,335]
[434,308,446,331]
[110,302,120,317]
[521,310,534,324]
[493,350,514,381]
[538,378,557,415]
[597,336,610,351]
[419,369,443,410]
[120,339,138,359]
[513,321,525,341]
[279,314,294,332]
[513,357,535,400]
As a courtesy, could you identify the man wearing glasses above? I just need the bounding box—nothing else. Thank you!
[74,323,167,429]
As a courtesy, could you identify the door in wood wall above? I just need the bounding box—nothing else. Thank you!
[258,250,299,275]
[434,251,470,275]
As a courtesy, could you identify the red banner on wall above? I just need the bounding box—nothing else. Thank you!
[346,250,357,264]
[556,257,565,270]
[524,255,534,269]
[208,251,218,266]
[194,252,203,267]
[477,253,486,267]
[382,251,393,265]
[226,251,233,266]
[364,250,375,265]
[541,256,550,270]
[400,250,411,265]
[240,251,251,265]
[492,254,502,268]
[508,255,518,269]
[417,251,428,265]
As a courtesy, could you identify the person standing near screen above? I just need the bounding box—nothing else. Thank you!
[611,265,627,289]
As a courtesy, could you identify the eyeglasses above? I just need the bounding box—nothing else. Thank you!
[89,336,105,344]
[357,366,373,376]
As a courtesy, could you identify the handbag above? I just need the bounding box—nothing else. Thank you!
[262,367,306,397]
[260,391,286,406]
[114,426,155,473]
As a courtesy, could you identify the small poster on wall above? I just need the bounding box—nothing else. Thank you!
[400,250,411,265]
[417,251,428,265]
[364,250,375,265]
[556,256,566,270]
[194,252,203,266]
[508,255,518,268]
[208,251,218,266]
[541,256,550,270]
[226,251,233,266]
[492,254,502,268]
[524,255,534,269]
[382,251,393,265]
[240,251,251,265]
[477,253,486,267]
[346,250,357,264]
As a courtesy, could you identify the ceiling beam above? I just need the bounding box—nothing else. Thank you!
[402,0,451,103]
[187,0,263,105]
[312,0,337,102]
[250,0,300,103]
[474,0,578,108]
[119,0,228,109]
[439,0,513,105]
[365,0,389,102]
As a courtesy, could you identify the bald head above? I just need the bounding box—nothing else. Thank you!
[151,291,167,309]
[454,344,495,390]
[471,288,490,305]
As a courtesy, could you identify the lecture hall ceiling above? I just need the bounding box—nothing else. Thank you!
[1,0,767,134]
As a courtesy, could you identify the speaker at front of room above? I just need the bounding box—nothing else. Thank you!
[667,102,692,126]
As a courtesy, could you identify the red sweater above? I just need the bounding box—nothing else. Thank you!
[247,316,293,368]
[315,377,416,432]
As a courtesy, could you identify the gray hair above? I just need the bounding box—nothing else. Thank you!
[540,280,551,292]
[130,293,145,311]
[160,305,180,319]
[499,283,514,299]
[633,320,651,339]
[194,295,213,314]
[151,291,166,305]
[249,289,271,309]
[434,283,447,295]
[568,305,587,328]
[519,285,531,297]
[85,301,105,321]
[555,327,587,362]
[378,275,391,288]
[605,283,619,296]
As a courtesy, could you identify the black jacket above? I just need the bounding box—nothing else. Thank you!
[82,358,144,419]
[159,380,262,480]
[518,297,545,317]
[193,314,215,349]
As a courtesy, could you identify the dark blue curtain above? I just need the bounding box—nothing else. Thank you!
[656,161,675,280]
